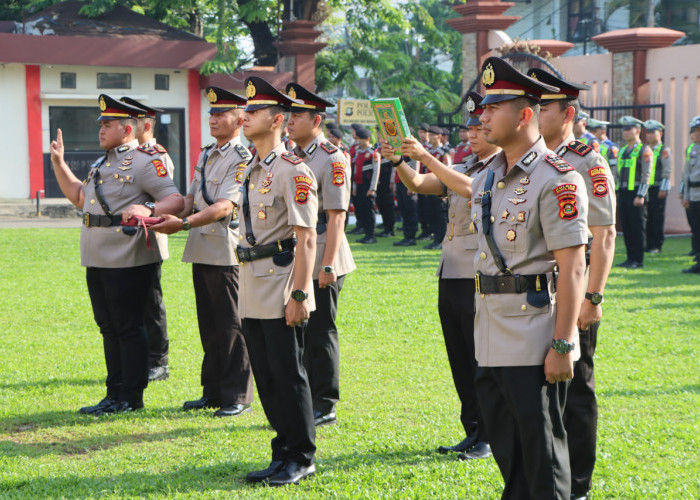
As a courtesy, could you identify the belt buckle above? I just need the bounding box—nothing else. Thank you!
[475,272,481,294]
[83,213,90,226]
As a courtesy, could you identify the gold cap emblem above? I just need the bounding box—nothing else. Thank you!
[466,97,475,113]
[246,81,256,99]
[482,63,495,87]
[207,88,217,103]
[99,96,106,111]
[529,71,538,81]
[288,87,297,100]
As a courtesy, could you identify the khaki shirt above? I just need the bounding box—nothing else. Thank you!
[471,137,589,367]
[295,134,356,279]
[238,142,319,319]
[554,135,616,227]
[80,139,180,268]
[182,137,251,266]
[143,138,175,260]
[437,153,491,279]
[681,143,700,202]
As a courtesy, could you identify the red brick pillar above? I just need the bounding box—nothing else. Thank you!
[275,21,327,90]
[592,28,684,105]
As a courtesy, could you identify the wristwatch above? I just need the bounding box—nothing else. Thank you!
[322,265,334,274]
[182,218,191,231]
[585,292,604,305]
[144,201,156,215]
[291,289,308,302]
[390,157,404,167]
[551,339,576,355]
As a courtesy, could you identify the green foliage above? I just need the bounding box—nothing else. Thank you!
[317,0,462,126]
[0,228,699,497]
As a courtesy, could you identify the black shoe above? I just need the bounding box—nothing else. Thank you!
[424,242,442,250]
[148,365,170,382]
[616,260,632,268]
[79,397,116,415]
[313,410,337,427]
[94,399,143,416]
[682,263,700,274]
[646,248,660,254]
[213,403,251,418]
[357,235,377,244]
[627,261,643,269]
[266,461,316,486]
[393,238,417,247]
[457,441,492,460]
[348,225,364,235]
[377,229,395,237]
[438,435,477,454]
[417,232,433,241]
[571,494,590,500]
[183,396,219,411]
[245,460,285,483]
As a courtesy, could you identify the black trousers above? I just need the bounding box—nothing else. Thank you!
[565,322,599,497]
[145,261,169,369]
[355,170,376,237]
[192,264,253,405]
[86,263,157,406]
[303,275,345,414]
[476,365,571,500]
[417,194,430,234]
[437,278,484,440]
[377,163,395,232]
[395,182,417,239]
[618,190,647,263]
[427,195,448,244]
[242,318,316,466]
[686,201,700,254]
[645,186,667,251]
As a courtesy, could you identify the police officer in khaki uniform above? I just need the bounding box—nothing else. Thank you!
[642,119,672,253]
[471,57,589,498]
[151,87,254,417]
[616,116,652,268]
[528,67,617,500]
[238,77,318,486]
[120,96,174,383]
[50,95,184,415]
[681,116,700,270]
[382,91,498,460]
[285,82,356,427]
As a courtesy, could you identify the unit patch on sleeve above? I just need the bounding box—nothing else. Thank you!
[567,140,592,156]
[281,152,303,165]
[553,184,579,220]
[294,175,313,204]
[153,159,168,177]
[331,161,346,186]
[234,163,247,184]
[320,141,338,154]
[587,166,609,197]
[544,154,574,172]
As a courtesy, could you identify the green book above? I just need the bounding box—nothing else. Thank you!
[371,98,412,149]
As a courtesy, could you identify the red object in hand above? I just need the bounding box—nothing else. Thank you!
[121,215,165,250]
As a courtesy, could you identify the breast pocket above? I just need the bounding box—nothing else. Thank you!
[117,174,135,195]
[251,194,276,230]
[250,256,294,277]
[497,209,529,253]
[205,176,223,199]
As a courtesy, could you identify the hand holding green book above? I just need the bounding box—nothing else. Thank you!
[371,98,412,150]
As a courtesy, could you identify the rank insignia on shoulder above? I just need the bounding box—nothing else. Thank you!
[282,152,303,165]
[544,154,574,172]
[201,143,214,151]
[320,141,337,154]
[154,144,167,154]
[117,145,130,153]
[137,145,158,155]
[153,159,167,177]
[234,143,252,161]
[567,140,592,156]
[522,151,538,166]
[264,152,277,165]
[306,143,318,155]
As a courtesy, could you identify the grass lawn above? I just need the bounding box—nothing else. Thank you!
[0,227,698,499]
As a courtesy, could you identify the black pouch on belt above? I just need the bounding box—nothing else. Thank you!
[273,251,294,267]
[526,289,550,308]
[122,226,137,236]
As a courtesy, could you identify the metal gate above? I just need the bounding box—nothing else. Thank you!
[582,103,665,146]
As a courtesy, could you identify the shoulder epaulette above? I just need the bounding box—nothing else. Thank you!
[201,143,215,151]
[137,144,158,155]
[320,141,338,154]
[234,143,252,161]
[154,143,167,154]
[544,153,574,173]
[567,140,593,157]
[281,151,303,165]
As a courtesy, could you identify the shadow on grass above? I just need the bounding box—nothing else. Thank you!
[599,383,699,398]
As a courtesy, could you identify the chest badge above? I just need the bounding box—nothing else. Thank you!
[261,172,274,188]
[514,186,526,195]
[517,211,526,223]
[258,188,271,195]
[520,176,530,185]
[257,210,267,220]
[508,197,526,205]
[501,209,510,220]
[506,229,517,241]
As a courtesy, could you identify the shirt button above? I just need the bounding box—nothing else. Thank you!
[268,268,274,274]
[250,183,255,189]
[106,163,111,167]
[480,293,485,299]
[90,199,95,204]
[472,214,477,220]
[120,178,124,183]
[497,181,506,189]
[116,228,121,232]
[98,180,103,184]
[450,213,455,218]
[521,304,527,311]
[490,216,495,223]
[259,202,264,208]
[480,252,486,260]
[211,229,215,233]
[448,235,453,241]
[213,178,218,182]
[113,174,119,179]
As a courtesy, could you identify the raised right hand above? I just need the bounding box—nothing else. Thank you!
[50,129,65,165]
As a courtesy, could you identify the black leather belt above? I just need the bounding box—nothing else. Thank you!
[83,213,122,227]
[475,271,556,294]
[689,181,700,187]
[236,237,296,263]
[317,211,328,235]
